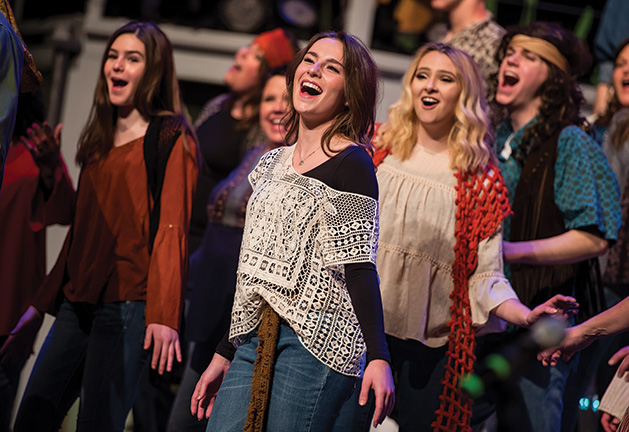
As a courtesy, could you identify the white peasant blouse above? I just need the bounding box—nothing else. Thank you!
[376,144,518,348]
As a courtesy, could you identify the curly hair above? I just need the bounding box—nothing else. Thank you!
[284,31,378,155]
[76,21,193,166]
[595,37,629,149]
[378,42,496,172]
[495,22,593,161]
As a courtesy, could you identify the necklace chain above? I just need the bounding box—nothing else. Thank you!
[298,147,320,166]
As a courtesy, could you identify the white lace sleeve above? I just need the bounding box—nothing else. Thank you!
[319,190,379,267]
[247,147,278,189]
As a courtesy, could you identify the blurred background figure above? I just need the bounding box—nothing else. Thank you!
[0,90,73,432]
[591,0,629,117]
[559,36,629,432]
[164,27,298,432]
[166,67,293,432]
[0,0,43,191]
[430,0,505,101]
[187,27,298,254]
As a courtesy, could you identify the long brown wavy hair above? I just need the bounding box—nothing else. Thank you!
[76,21,192,166]
[284,31,378,154]
[494,22,593,161]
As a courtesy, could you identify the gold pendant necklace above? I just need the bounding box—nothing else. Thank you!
[298,147,320,166]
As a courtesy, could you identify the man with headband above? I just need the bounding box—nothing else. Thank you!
[471,22,621,432]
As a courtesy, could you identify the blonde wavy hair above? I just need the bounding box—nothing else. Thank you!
[378,43,496,172]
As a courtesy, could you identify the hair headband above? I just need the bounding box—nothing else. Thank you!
[508,34,570,74]
[253,28,295,69]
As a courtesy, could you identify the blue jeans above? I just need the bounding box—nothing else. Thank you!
[14,299,149,432]
[206,322,357,432]
[332,380,373,432]
[518,358,573,432]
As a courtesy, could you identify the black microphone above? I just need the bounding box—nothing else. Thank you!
[460,317,566,398]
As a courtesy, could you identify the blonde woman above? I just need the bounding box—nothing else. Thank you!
[346,43,577,432]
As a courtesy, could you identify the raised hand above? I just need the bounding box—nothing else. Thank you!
[20,122,63,189]
[20,122,62,162]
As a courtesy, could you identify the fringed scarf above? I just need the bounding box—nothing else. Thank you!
[244,305,281,432]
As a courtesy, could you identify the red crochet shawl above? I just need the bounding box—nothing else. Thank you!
[373,147,511,432]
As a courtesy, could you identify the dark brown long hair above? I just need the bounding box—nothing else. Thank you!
[76,21,192,166]
[495,22,592,160]
[284,31,379,154]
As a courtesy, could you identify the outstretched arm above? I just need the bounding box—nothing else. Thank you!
[539,297,629,366]
[492,295,578,328]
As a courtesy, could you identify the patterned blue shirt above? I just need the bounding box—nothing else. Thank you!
[496,118,621,243]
